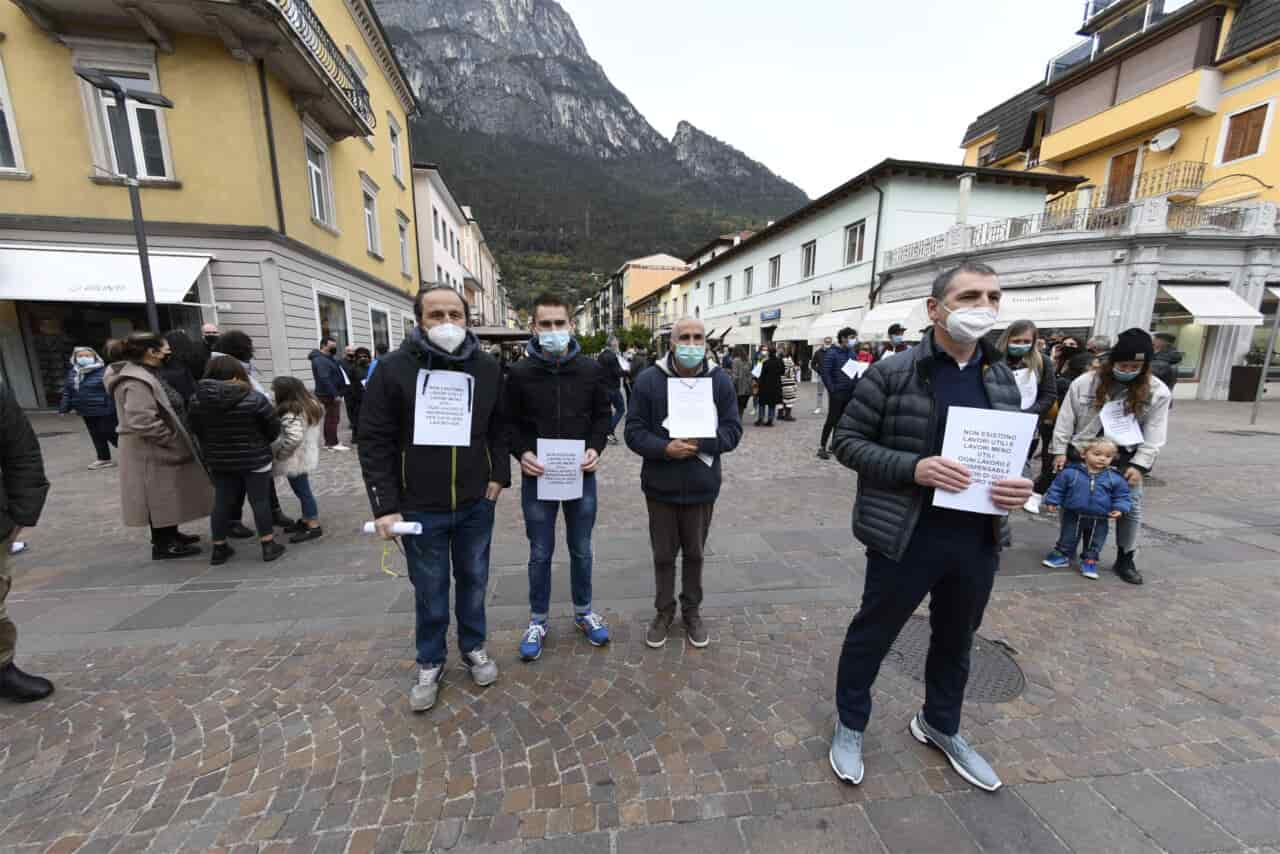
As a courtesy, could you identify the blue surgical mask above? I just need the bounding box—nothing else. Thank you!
[538,330,570,354]
[75,356,95,368]
[1007,343,1032,357]
[848,339,859,351]
[1112,368,1141,382]
[676,344,706,369]
[890,335,904,346]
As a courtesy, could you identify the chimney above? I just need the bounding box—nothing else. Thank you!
[956,172,976,225]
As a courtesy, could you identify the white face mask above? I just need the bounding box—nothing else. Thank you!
[427,322,466,353]
[941,304,998,344]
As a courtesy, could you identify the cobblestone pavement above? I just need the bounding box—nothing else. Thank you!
[2,387,1280,853]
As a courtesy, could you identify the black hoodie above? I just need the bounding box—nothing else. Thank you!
[358,327,512,516]
[188,379,281,472]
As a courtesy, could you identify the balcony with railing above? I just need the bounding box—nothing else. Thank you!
[883,196,1272,271]
[266,0,376,136]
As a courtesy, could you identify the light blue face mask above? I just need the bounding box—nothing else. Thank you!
[1007,343,1033,357]
[75,356,95,368]
[1113,368,1141,382]
[890,335,904,346]
[676,344,705,369]
[538,330,570,354]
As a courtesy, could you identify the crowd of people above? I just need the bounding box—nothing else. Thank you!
[0,262,1176,797]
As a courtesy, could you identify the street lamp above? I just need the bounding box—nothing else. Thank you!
[75,66,175,333]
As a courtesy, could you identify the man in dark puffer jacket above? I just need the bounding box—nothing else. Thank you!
[827,262,1032,794]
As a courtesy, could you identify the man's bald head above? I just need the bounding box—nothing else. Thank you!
[672,317,705,345]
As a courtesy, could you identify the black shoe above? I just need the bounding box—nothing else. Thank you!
[754,419,765,426]
[0,662,54,703]
[210,543,235,566]
[764,420,775,427]
[227,522,255,540]
[272,511,297,530]
[817,448,831,460]
[152,542,201,560]
[608,434,619,445]
[288,525,323,544]
[174,531,201,546]
[261,540,286,562]
[1113,550,1143,585]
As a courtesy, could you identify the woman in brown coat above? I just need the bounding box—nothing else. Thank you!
[104,332,214,559]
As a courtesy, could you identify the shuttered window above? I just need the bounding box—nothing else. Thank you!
[1222,105,1268,163]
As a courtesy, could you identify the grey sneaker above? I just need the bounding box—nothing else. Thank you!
[910,712,1002,792]
[646,612,673,649]
[463,648,498,687]
[829,720,864,785]
[683,611,709,648]
[410,665,442,713]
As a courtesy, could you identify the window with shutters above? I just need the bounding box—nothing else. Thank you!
[977,141,996,166]
[70,40,175,181]
[801,241,817,279]
[0,53,24,173]
[744,266,754,296]
[1219,102,1271,165]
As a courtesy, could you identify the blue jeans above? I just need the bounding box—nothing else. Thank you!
[1055,510,1110,561]
[607,388,626,434]
[402,499,496,667]
[522,472,596,620]
[286,474,318,520]
[757,404,776,422]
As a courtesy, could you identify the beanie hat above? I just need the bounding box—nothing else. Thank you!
[1112,328,1154,363]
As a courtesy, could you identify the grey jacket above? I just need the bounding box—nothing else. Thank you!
[831,331,1023,562]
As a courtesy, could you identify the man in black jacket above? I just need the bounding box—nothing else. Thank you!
[341,345,371,444]
[507,293,614,662]
[0,378,53,702]
[360,286,511,713]
[828,262,1033,793]
[310,338,348,450]
[598,337,627,444]
[625,317,742,650]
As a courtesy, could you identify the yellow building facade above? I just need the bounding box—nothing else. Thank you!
[0,0,421,408]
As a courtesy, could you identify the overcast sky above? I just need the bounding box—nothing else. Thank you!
[556,0,1087,199]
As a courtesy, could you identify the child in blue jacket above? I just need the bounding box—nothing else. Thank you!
[1041,437,1133,579]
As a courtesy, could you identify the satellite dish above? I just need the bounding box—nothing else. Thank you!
[1148,128,1181,152]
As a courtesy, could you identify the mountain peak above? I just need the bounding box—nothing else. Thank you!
[672,121,805,198]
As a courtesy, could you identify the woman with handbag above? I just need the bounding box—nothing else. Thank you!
[104,333,213,560]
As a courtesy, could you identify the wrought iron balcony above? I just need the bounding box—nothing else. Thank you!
[1134,160,1206,199]
[1167,203,1247,231]
[267,0,376,134]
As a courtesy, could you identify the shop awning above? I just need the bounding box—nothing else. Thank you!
[0,244,211,304]
[706,327,728,341]
[1159,285,1263,326]
[807,308,865,344]
[860,298,930,340]
[722,324,760,346]
[771,316,815,341]
[995,283,1096,329]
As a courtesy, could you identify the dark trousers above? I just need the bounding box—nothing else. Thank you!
[344,394,362,442]
[646,498,714,616]
[821,392,852,449]
[607,388,626,435]
[836,521,997,736]
[1055,511,1110,561]
[233,476,282,521]
[150,524,178,547]
[1031,422,1056,494]
[212,471,273,540]
[736,394,751,418]
[83,413,119,461]
[320,396,341,447]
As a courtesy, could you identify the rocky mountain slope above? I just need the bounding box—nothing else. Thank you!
[373,0,809,309]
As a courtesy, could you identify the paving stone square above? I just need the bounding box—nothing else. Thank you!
[1,392,1279,852]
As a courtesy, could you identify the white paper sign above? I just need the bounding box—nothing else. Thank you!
[666,378,718,438]
[1099,400,1144,446]
[1013,368,1038,411]
[751,362,763,379]
[932,407,1038,516]
[618,355,631,373]
[536,438,585,501]
[841,359,869,380]
[412,369,474,447]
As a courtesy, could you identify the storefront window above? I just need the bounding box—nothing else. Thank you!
[317,293,349,351]
[370,307,390,353]
[1151,296,1205,378]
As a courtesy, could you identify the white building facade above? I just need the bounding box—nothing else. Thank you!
[412,164,471,294]
[675,160,1082,353]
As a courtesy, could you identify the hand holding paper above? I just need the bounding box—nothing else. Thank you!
[536,439,585,501]
[931,407,1037,516]
[666,378,717,438]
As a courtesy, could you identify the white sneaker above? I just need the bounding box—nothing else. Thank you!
[410,664,442,712]
[328,444,351,452]
[87,460,117,470]
[463,648,498,687]
[1023,493,1043,514]
[812,408,823,415]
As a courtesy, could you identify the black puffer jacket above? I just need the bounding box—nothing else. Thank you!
[188,380,281,473]
[831,331,1022,562]
[506,338,612,459]
[0,378,49,542]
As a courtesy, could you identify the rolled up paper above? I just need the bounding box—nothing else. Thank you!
[362,521,423,535]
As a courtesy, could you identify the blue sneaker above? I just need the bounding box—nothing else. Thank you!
[575,611,610,646]
[519,621,547,661]
[1041,550,1071,569]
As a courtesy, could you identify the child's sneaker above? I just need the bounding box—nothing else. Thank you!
[1042,550,1071,569]
[519,621,547,661]
[575,611,610,646]
[1080,559,1099,580]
